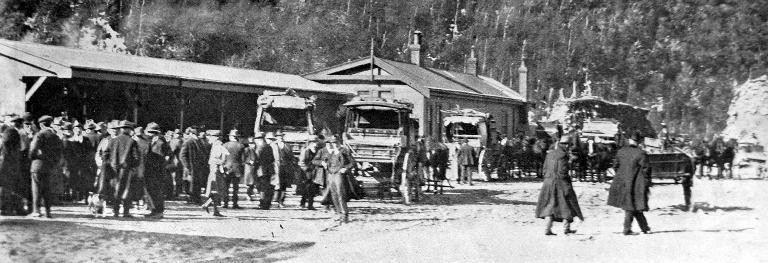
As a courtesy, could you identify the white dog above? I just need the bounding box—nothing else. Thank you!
[87,193,107,217]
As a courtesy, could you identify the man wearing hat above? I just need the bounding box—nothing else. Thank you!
[105,120,141,217]
[168,129,184,198]
[272,130,295,208]
[241,134,260,202]
[0,115,24,215]
[535,135,584,236]
[314,135,355,223]
[28,115,63,218]
[607,132,652,235]
[298,135,325,210]
[254,132,276,210]
[456,138,476,185]
[222,129,246,209]
[144,122,171,218]
[60,122,89,203]
[180,127,208,205]
[9,115,32,214]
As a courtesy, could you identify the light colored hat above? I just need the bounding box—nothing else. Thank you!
[206,130,222,136]
[228,129,242,137]
[145,122,162,134]
[116,120,136,129]
[559,135,571,144]
[265,132,276,140]
[254,132,264,139]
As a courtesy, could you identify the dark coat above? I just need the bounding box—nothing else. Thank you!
[180,137,207,186]
[106,134,141,201]
[300,145,323,185]
[456,143,476,166]
[253,139,275,189]
[316,144,361,204]
[242,146,258,185]
[145,136,171,182]
[535,147,584,222]
[61,138,88,192]
[0,127,21,191]
[223,141,246,176]
[29,128,62,174]
[607,145,651,211]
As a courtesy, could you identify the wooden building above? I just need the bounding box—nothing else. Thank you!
[304,32,529,139]
[0,39,353,134]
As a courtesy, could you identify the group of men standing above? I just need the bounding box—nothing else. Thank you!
[0,112,361,223]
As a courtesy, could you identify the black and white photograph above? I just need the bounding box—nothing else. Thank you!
[0,0,766,262]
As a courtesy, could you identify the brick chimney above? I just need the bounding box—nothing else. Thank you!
[518,59,528,101]
[518,40,528,101]
[409,30,422,66]
[466,45,478,76]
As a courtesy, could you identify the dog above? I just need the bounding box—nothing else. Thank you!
[87,193,107,217]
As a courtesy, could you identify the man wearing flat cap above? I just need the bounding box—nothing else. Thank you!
[28,115,63,218]
[104,120,141,217]
[608,131,652,235]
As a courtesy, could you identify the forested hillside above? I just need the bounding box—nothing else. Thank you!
[2,0,767,137]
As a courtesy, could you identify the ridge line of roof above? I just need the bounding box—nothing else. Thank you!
[0,39,309,78]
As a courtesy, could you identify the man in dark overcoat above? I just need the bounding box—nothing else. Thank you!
[254,132,275,210]
[169,130,184,198]
[180,127,207,204]
[0,121,22,215]
[28,115,63,218]
[456,138,476,185]
[144,123,171,218]
[222,129,246,209]
[428,137,449,194]
[298,135,324,210]
[105,121,141,217]
[535,135,583,235]
[607,132,652,235]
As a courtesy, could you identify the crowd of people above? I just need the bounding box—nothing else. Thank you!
[0,113,359,223]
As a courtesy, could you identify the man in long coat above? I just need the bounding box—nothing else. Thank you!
[168,130,184,198]
[272,131,295,208]
[607,132,652,235]
[222,129,246,209]
[0,122,22,215]
[428,137,449,194]
[28,115,63,218]
[242,135,259,201]
[180,127,207,204]
[456,138,476,185]
[315,135,355,223]
[254,132,275,210]
[298,135,324,210]
[535,135,583,235]
[105,121,140,217]
[144,123,171,218]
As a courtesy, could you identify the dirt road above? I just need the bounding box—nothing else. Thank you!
[2,178,766,262]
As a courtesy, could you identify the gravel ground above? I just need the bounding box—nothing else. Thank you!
[1,176,766,262]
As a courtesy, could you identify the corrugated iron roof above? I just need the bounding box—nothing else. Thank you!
[0,39,344,94]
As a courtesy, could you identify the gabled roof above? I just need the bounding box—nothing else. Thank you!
[304,56,525,102]
[0,39,346,94]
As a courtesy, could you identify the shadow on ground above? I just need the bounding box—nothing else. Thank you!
[0,219,314,262]
[419,188,537,206]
